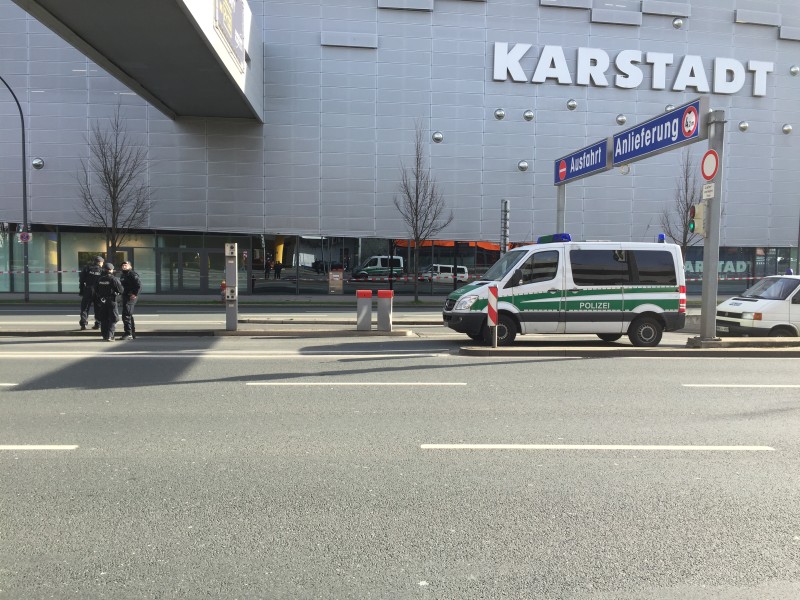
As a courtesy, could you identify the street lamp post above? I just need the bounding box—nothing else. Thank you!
[0,74,29,302]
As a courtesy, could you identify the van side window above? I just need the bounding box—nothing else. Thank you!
[632,250,677,285]
[570,250,630,285]
[520,250,559,284]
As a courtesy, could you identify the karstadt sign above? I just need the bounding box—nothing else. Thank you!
[493,43,775,97]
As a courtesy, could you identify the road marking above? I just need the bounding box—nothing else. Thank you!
[0,351,449,359]
[683,384,800,388]
[0,383,18,387]
[421,444,775,451]
[247,382,466,386]
[0,445,79,451]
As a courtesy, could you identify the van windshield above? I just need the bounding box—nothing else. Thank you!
[480,250,527,281]
[741,277,800,301]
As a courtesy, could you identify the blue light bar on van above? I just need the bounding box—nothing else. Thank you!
[536,233,571,244]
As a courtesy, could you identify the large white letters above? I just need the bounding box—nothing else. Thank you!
[615,50,643,89]
[531,46,572,84]
[493,42,531,82]
[673,55,710,93]
[492,44,772,97]
[577,47,610,87]
[713,58,745,95]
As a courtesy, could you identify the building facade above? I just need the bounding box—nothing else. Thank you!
[1,0,798,295]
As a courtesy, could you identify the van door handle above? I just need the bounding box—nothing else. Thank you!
[568,288,580,293]
[547,288,559,293]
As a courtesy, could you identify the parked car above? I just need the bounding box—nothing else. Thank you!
[716,275,800,336]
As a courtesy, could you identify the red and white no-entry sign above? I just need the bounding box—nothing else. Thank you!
[487,286,498,327]
[701,150,719,181]
[558,160,567,181]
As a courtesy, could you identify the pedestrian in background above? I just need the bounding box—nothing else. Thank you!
[265,257,274,280]
[93,263,123,341]
[274,260,283,279]
[119,260,141,340]
[79,255,104,330]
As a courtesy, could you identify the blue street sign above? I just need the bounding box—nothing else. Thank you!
[612,97,708,166]
[554,138,611,186]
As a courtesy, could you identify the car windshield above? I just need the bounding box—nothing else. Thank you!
[479,250,527,281]
[740,277,800,300]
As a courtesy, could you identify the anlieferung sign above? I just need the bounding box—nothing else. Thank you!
[493,43,774,97]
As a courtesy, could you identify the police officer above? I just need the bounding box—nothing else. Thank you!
[119,260,141,340]
[93,263,123,341]
[79,256,104,330]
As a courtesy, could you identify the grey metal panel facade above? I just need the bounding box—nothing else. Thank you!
[0,0,799,247]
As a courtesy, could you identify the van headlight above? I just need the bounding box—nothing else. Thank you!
[741,312,762,321]
[454,295,479,311]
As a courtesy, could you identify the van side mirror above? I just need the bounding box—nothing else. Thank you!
[505,269,523,288]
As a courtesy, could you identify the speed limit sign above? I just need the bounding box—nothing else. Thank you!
[18,231,31,243]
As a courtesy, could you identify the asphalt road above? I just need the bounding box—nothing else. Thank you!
[1,335,798,599]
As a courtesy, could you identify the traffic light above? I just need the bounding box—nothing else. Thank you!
[688,202,706,237]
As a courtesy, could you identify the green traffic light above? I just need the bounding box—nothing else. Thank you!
[689,220,696,233]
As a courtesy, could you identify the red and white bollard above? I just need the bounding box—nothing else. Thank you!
[487,285,498,347]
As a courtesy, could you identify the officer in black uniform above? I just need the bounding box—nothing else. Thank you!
[79,256,104,330]
[93,263,123,341]
[119,260,141,340]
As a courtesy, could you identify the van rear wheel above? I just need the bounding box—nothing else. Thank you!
[482,314,517,346]
[628,316,663,347]
[597,333,622,343]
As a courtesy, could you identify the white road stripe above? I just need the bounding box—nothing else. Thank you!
[421,444,775,451]
[247,382,465,386]
[0,445,79,451]
[0,352,448,359]
[683,384,800,388]
[0,383,18,387]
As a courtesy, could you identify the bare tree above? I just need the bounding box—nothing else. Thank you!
[660,148,702,258]
[394,121,454,301]
[78,106,151,260]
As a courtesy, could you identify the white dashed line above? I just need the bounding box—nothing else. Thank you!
[421,444,775,451]
[0,445,79,451]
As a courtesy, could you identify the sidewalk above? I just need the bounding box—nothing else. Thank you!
[1,300,799,357]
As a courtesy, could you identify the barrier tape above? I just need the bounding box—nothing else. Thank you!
[0,271,768,283]
[0,269,82,274]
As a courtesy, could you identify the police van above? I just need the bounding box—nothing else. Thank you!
[442,234,686,346]
[716,275,800,336]
[351,256,404,279]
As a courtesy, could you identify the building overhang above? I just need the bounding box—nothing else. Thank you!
[11,0,263,121]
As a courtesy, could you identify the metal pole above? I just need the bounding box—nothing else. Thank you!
[500,199,509,255]
[698,109,725,342]
[556,185,566,233]
[0,75,29,302]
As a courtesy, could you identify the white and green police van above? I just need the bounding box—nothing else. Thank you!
[442,234,686,346]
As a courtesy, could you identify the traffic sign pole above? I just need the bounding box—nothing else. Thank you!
[697,110,725,342]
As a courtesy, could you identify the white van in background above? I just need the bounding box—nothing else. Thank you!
[716,275,800,336]
[419,264,469,282]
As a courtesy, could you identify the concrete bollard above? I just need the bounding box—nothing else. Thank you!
[356,290,373,331]
[376,289,393,332]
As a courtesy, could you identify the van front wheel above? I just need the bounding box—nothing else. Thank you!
[597,333,622,343]
[628,316,663,347]
[482,314,517,346]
